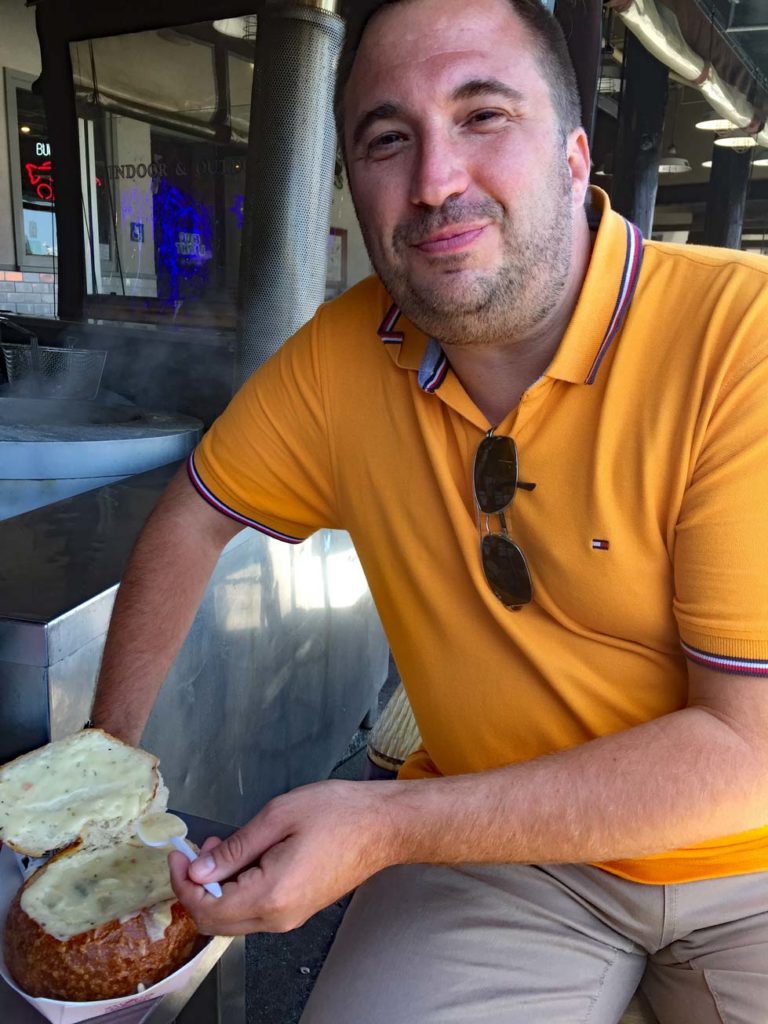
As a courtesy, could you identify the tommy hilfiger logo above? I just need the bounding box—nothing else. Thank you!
[592,539,610,550]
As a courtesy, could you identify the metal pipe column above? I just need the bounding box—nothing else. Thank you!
[703,145,751,249]
[554,0,603,146]
[611,29,669,238]
[235,0,343,389]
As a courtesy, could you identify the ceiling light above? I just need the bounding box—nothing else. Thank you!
[753,157,768,167]
[213,16,257,39]
[714,135,758,149]
[701,160,712,168]
[19,125,31,134]
[658,146,691,174]
[695,118,737,132]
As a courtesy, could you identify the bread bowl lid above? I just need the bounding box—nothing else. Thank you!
[0,731,161,857]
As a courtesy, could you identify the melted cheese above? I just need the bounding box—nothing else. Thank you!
[0,732,158,855]
[138,813,186,846]
[21,840,175,941]
[142,899,175,942]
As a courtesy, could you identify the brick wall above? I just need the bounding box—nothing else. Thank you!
[0,271,56,316]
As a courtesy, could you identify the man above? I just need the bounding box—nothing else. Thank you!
[91,0,768,1020]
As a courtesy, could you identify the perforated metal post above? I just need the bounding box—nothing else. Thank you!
[235,0,343,390]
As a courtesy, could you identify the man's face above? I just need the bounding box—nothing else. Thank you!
[343,0,588,347]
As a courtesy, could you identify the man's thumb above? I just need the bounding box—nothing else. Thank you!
[189,853,217,881]
[188,829,248,882]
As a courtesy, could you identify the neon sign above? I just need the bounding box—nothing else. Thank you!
[23,159,103,205]
[25,160,54,202]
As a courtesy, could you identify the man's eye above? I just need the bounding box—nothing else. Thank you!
[467,110,506,127]
[367,131,405,155]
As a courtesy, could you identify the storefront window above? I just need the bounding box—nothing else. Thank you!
[5,70,58,269]
[67,18,367,327]
[70,23,250,325]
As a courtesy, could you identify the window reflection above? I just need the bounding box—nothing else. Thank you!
[71,23,249,324]
[69,19,368,327]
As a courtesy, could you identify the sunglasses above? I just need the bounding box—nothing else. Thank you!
[473,433,535,609]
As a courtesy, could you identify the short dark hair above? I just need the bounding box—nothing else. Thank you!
[334,0,582,148]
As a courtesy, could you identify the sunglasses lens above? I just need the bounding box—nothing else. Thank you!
[474,436,518,513]
[480,534,532,608]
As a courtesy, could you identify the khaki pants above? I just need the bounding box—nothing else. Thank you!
[300,862,768,1023]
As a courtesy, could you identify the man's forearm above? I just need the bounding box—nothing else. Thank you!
[382,703,768,867]
[91,469,240,744]
[91,532,220,744]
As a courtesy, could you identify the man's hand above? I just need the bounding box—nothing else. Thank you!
[168,780,398,935]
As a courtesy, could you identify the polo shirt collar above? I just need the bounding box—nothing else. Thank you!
[375,186,644,392]
[547,187,644,385]
[375,302,429,374]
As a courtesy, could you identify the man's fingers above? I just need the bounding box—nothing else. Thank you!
[169,854,278,935]
[168,839,222,899]
[187,816,285,884]
[168,849,209,908]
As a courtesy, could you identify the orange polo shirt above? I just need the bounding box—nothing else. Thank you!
[191,188,768,884]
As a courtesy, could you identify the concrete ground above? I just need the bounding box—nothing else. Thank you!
[244,662,398,1024]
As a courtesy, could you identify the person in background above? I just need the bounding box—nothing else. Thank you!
[90,0,768,1019]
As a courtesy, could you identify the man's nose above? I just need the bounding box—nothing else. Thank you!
[409,133,470,209]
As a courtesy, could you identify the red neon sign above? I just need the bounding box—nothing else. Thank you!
[23,162,102,204]
[25,160,54,202]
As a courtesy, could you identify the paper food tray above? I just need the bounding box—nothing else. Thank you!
[0,844,211,1024]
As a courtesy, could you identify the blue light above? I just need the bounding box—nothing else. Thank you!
[152,178,213,305]
[230,193,245,230]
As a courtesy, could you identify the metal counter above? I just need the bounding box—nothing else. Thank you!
[0,463,389,824]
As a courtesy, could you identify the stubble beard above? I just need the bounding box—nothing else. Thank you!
[362,152,575,348]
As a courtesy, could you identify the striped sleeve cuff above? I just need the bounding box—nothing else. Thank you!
[681,641,768,677]
[186,451,304,544]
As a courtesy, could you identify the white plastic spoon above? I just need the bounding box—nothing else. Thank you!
[136,812,222,898]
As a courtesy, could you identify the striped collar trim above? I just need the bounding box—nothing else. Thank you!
[417,337,449,393]
[682,641,768,678]
[187,452,303,544]
[584,217,644,385]
[376,304,405,344]
[377,304,448,393]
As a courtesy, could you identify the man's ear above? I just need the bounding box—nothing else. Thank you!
[566,127,591,208]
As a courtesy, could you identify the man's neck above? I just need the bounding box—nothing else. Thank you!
[443,340,556,426]
[441,216,593,427]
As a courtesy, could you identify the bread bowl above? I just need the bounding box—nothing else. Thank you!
[0,730,201,1001]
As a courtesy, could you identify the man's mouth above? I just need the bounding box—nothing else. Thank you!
[413,224,488,254]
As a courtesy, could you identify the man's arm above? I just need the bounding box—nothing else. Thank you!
[385,661,768,864]
[171,661,768,934]
[90,466,242,745]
